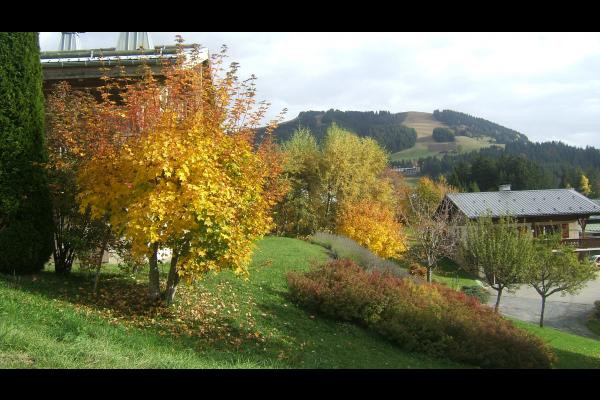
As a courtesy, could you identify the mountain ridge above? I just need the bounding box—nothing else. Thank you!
[260,109,529,162]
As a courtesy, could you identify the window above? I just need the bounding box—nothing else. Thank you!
[562,223,570,239]
[533,224,560,237]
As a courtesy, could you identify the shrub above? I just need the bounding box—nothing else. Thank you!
[287,259,555,368]
[594,300,600,319]
[409,263,427,279]
[461,285,490,304]
[308,232,406,277]
[0,33,53,274]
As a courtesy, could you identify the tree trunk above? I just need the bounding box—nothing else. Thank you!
[539,296,546,327]
[53,218,73,275]
[147,242,161,302]
[427,266,433,283]
[93,229,111,294]
[164,249,180,306]
[494,286,504,313]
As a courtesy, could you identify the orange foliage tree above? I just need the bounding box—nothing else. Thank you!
[336,200,406,259]
[76,38,287,304]
[45,81,115,277]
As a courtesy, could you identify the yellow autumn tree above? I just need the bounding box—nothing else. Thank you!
[580,174,592,196]
[336,200,407,259]
[77,39,287,304]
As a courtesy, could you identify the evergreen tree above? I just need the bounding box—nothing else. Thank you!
[0,32,53,274]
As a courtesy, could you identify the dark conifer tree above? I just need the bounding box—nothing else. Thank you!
[0,32,53,274]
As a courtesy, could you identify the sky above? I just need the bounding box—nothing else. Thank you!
[40,32,600,148]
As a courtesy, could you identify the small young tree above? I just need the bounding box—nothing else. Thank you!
[45,82,114,275]
[460,215,536,312]
[579,174,592,196]
[336,200,406,259]
[401,177,457,283]
[78,40,287,304]
[527,235,597,327]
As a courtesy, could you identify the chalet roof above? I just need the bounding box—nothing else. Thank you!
[40,45,208,69]
[445,188,600,219]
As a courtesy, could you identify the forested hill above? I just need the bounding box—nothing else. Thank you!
[420,141,600,195]
[433,109,529,144]
[259,110,418,153]
[258,109,529,157]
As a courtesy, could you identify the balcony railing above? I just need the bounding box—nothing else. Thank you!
[562,237,600,249]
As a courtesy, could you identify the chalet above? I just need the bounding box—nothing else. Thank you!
[40,32,208,100]
[41,33,208,264]
[443,184,600,251]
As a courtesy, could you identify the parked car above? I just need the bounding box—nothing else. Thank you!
[588,254,600,267]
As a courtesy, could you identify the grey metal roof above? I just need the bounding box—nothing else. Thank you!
[446,189,600,219]
[40,45,208,69]
[590,199,600,220]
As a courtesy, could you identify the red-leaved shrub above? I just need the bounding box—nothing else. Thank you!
[409,263,427,279]
[287,259,555,368]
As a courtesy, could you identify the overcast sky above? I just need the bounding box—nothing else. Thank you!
[40,32,600,148]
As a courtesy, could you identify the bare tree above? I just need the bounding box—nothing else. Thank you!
[401,182,459,283]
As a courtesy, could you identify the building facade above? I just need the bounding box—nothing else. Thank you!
[443,186,600,251]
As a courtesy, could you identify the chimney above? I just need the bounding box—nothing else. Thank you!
[499,184,511,191]
[116,32,154,51]
[59,32,81,51]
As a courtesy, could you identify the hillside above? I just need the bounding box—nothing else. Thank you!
[261,109,526,163]
[261,110,418,154]
[0,237,464,368]
[434,109,529,144]
[420,140,600,193]
[391,112,505,162]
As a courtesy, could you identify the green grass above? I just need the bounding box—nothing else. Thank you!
[587,319,600,337]
[2,236,597,369]
[390,136,503,162]
[0,237,465,368]
[512,320,600,368]
[403,177,419,188]
[432,258,480,290]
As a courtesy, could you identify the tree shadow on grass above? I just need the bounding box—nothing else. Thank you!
[553,348,600,369]
[0,271,300,367]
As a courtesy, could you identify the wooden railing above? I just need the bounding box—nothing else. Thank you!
[561,237,600,249]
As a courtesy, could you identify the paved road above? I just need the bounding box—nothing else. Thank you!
[484,279,600,339]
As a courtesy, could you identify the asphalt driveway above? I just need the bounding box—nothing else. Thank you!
[484,278,600,339]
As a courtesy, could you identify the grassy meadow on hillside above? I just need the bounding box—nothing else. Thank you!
[390,112,504,162]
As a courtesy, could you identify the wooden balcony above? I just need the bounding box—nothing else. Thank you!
[562,237,600,249]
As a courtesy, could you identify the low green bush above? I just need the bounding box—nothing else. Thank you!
[461,285,490,304]
[287,259,555,368]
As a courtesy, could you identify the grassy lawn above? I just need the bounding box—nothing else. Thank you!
[432,258,480,289]
[0,237,465,368]
[588,319,600,337]
[512,320,600,368]
[2,236,597,369]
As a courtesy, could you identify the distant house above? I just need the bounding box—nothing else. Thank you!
[392,166,420,176]
[585,200,600,238]
[443,184,600,251]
